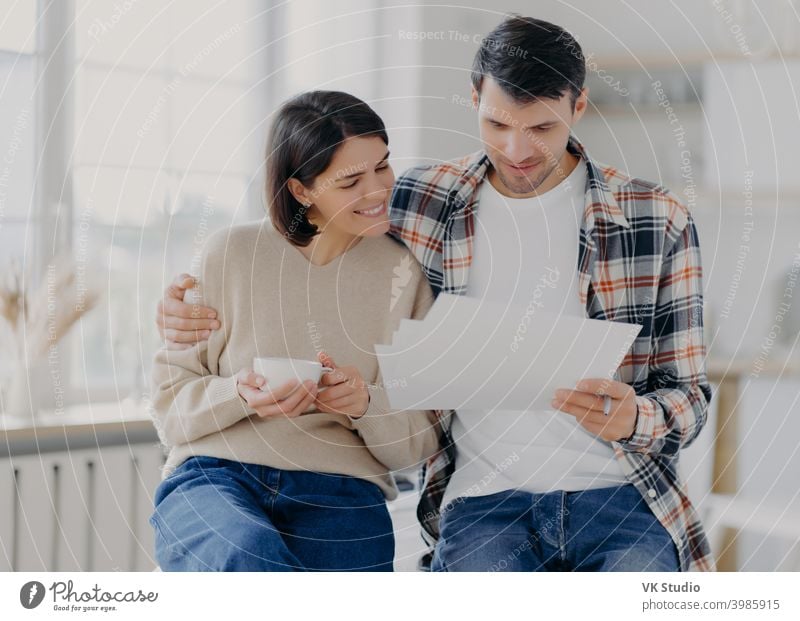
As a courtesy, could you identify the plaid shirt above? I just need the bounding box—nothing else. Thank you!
[387,136,715,572]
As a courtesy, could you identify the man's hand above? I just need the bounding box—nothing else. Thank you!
[155,273,221,350]
[313,351,370,419]
[235,369,318,419]
[551,378,637,443]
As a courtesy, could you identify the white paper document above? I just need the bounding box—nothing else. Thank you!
[375,293,642,411]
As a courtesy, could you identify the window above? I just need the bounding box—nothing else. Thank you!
[0,1,270,409]
[2,1,387,413]
[0,2,36,383]
[69,0,269,403]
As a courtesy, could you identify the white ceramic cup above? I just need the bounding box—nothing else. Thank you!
[252,357,334,393]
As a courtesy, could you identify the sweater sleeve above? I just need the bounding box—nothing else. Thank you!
[149,233,256,447]
[350,269,442,471]
[150,342,256,447]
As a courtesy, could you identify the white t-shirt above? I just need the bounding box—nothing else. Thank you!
[442,159,628,506]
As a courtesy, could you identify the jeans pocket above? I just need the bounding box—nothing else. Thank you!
[365,480,388,504]
[430,538,449,572]
[149,511,184,567]
[439,496,462,519]
[438,495,472,527]
[148,511,166,542]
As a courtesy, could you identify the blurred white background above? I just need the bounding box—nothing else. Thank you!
[1,0,799,572]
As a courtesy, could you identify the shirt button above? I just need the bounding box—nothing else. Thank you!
[647,488,657,498]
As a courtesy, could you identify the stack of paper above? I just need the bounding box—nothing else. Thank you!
[375,293,642,411]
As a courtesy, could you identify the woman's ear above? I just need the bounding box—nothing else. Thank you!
[287,178,313,207]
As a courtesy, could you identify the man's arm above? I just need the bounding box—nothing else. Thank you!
[553,215,711,457]
[155,273,220,349]
[617,214,712,457]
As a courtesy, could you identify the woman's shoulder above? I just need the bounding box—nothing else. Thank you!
[356,234,433,319]
[196,221,281,304]
[360,233,424,276]
[202,220,280,264]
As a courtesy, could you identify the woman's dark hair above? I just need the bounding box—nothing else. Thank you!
[471,15,586,108]
[266,90,388,246]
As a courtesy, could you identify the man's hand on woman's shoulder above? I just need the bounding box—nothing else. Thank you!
[155,272,221,349]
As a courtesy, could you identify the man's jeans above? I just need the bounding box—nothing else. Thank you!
[149,456,394,571]
[431,483,680,571]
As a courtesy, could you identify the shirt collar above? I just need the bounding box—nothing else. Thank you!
[450,135,630,230]
[566,136,630,230]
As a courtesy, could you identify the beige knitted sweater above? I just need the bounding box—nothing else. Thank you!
[149,221,440,499]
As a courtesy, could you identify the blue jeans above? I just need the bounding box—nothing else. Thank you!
[431,483,680,571]
[149,456,394,571]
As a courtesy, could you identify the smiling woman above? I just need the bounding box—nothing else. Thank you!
[267,90,393,252]
[148,90,442,572]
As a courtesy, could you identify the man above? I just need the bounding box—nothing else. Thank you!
[155,15,714,572]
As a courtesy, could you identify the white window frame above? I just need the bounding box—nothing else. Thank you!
[28,0,277,407]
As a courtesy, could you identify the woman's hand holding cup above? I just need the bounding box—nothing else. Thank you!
[235,369,318,418]
[313,351,369,419]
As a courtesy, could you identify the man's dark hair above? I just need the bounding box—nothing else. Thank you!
[471,15,586,108]
[266,90,388,246]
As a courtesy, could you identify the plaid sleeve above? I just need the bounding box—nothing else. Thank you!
[618,214,713,457]
[415,416,455,543]
[388,160,479,298]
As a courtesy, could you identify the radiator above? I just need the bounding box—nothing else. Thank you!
[0,443,166,571]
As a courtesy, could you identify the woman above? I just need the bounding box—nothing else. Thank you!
[149,91,441,571]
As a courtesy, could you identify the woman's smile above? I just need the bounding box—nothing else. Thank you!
[354,202,387,217]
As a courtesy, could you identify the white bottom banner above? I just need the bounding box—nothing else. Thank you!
[1,572,797,620]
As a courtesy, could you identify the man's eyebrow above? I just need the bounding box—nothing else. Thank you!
[523,121,556,129]
[483,113,556,130]
[337,151,391,180]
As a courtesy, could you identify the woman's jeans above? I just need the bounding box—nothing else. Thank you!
[149,456,394,571]
[431,483,680,572]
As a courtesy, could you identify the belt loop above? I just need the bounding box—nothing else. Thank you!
[558,491,568,560]
[259,464,280,495]
[269,467,281,494]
